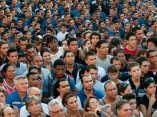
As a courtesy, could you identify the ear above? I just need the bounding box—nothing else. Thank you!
[120,92,124,96]
[87,107,91,111]
[57,88,60,92]
[144,88,147,92]
[85,59,88,64]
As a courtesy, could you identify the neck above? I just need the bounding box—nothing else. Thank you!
[66,63,74,69]
[83,88,93,96]
[105,96,116,102]
[0,53,6,61]
[131,77,140,83]
[98,53,106,60]
[5,78,14,84]
[141,72,145,77]
[91,44,95,50]
[55,74,63,80]
[149,64,157,70]
[44,61,50,66]
[146,93,152,99]
[67,109,77,116]
[121,64,125,69]
[50,47,58,52]
[17,91,26,99]
[136,40,140,45]
[127,45,135,50]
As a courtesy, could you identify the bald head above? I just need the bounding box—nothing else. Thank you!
[3,107,15,117]
[104,81,116,90]
[31,55,42,68]
[27,87,41,99]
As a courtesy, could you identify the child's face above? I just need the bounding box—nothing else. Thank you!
[108,72,119,81]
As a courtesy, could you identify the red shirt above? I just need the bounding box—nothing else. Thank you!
[124,47,138,57]
[2,80,15,94]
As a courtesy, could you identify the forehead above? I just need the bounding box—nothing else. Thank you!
[59,81,69,86]
[65,52,73,56]
[130,66,140,71]
[69,41,78,45]
[83,76,92,82]
[33,56,42,60]
[149,52,157,56]
[105,82,116,89]
[51,104,62,111]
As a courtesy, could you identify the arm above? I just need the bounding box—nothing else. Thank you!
[139,104,152,117]
[13,106,19,117]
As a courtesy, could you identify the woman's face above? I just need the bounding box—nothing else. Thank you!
[0,92,5,104]
[42,52,51,63]
[123,85,132,95]
[88,98,100,112]
[117,103,131,117]
[145,83,156,95]
[5,66,16,79]
[84,41,91,49]
[28,100,42,115]
[66,96,78,111]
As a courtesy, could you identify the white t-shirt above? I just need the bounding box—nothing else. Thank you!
[50,47,64,63]
[57,32,68,41]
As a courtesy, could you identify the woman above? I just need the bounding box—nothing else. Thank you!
[116,100,131,117]
[0,87,19,117]
[2,63,16,94]
[139,77,157,117]
[40,48,53,71]
[62,92,85,117]
[117,82,132,96]
[108,45,116,56]
[80,39,91,50]
[84,95,115,117]
[26,96,50,117]
[83,111,99,117]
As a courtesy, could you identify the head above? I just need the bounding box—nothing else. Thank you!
[132,27,143,41]
[110,38,121,49]
[147,37,157,50]
[63,50,75,65]
[90,32,101,46]
[26,72,39,87]
[19,36,29,52]
[128,62,141,79]
[108,45,116,56]
[3,63,15,80]
[96,40,108,55]
[31,55,42,68]
[125,32,136,49]
[7,48,18,65]
[0,41,8,57]
[117,82,132,96]
[28,65,39,75]
[26,44,37,58]
[83,111,99,117]
[85,51,96,65]
[107,64,119,82]
[47,35,58,50]
[40,48,51,63]
[27,87,41,100]
[110,56,121,70]
[113,49,126,65]
[147,49,157,65]
[0,88,5,104]
[0,107,15,117]
[125,53,133,64]
[81,74,93,91]
[67,37,78,53]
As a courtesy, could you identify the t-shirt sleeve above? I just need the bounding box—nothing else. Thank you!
[6,94,11,105]
[69,77,75,92]
[42,78,49,94]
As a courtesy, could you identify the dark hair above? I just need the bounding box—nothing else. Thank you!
[128,62,140,71]
[108,45,116,54]
[143,77,155,89]
[132,27,141,34]
[47,35,58,44]
[123,93,136,100]
[85,51,95,60]
[62,92,77,106]
[117,82,130,95]
[135,56,148,66]
[63,50,74,58]
[110,38,121,46]
[26,72,38,80]
[113,49,124,56]
[53,78,69,98]
[107,64,119,73]
[80,74,91,84]
[7,48,17,56]
[81,39,90,49]
[146,49,156,58]
[96,40,107,48]
[125,32,135,40]
[67,37,78,46]
[40,48,50,57]
[147,37,157,46]
[89,31,101,40]
[110,56,120,64]
[3,63,15,73]
[85,64,98,72]
[54,59,65,68]
[116,99,129,110]
[125,53,133,61]
[19,36,29,43]
[136,49,147,57]
[28,65,39,72]
[26,43,35,51]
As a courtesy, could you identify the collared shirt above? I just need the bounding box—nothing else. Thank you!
[76,88,104,108]
[6,90,27,109]
[0,57,8,67]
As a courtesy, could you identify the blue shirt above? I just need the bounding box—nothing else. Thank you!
[6,90,27,109]
[76,88,104,108]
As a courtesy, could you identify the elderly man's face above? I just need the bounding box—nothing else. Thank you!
[49,104,64,117]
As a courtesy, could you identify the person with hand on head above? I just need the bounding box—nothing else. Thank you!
[139,77,157,117]
[123,93,144,117]
[62,92,85,117]
[84,95,115,117]
[117,82,132,96]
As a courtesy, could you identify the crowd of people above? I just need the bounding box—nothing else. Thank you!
[1,0,157,117]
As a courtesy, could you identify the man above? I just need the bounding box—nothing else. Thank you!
[17,36,29,54]
[42,59,75,98]
[99,81,121,114]
[57,23,68,41]
[76,74,104,107]
[48,99,65,117]
[0,48,27,77]
[6,75,28,109]
[23,55,51,79]
[96,40,112,72]
[20,87,48,117]
[1,107,15,117]
[63,50,84,83]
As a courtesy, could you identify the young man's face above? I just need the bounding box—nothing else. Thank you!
[116,52,126,65]
[57,81,70,95]
[54,65,66,77]
[87,69,98,82]
[7,52,18,64]
[68,41,78,53]
[82,76,93,90]
[129,66,141,79]
[20,40,28,52]
[91,35,99,46]
[85,55,96,65]
[135,29,143,41]
[112,60,121,70]
[64,52,75,65]
[97,43,108,55]
[126,58,133,65]
[0,44,8,56]
[148,52,157,65]
[127,36,137,48]
[140,61,149,74]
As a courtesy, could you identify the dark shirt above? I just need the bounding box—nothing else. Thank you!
[0,57,8,67]
[28,114,50,117]
[75,51,86,65]
[147,71,157,83]
[120,64,128,73]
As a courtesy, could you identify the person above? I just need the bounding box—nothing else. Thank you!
[23,55,51,80]
[99,81,122,114]
[20,87,48,117]
[26,72,39,88]
[0,107,16,117]
[48,99,65,117]
[84,95,115,117]
[117,82,132,96]
[128,62,145,101]
[75,64,105,95]
[152,110,157,117]
[0,48,27,77]
[116,100,132,117]
[125,53,133,65]
[62,92,85,117]
[6,75,28,109]
[123,93,144,117]
[139,77,157,117]
[57,23,68,41]
[2,63,16,93]
[76,74,104,108]
[43,59,75,98]
[83,111,99,117]
[96,40,112,72]
[63,50,84,83]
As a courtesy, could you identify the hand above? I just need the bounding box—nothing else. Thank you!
[78,49,85,59]
[149,94,156,107]
[104,104,112,114]
[133,109,140,117]
[95,105,101,113]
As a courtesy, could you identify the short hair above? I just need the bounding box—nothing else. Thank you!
[80,74,91,84]
[63,50,74,58]
[117,82,130,95]
[116,100,130,110]
[19,36,29,43]
[123,93,136,100]
[96,40,107,48]
[54,59,65,68]
[132,27,141,34]
[110,56,120,64]
[128,62,140,71]
[85,64,98,72]
[125,53,133,60]
[0,40,8,48]
[47,35,58,44]
[135,56,148,66]
[147,37,157,46]
[26,72,38,80]
[40,48,50,57]
[7,48,17,56]
[67,37,78,46]
[110,38,121,46]
[107,64,119,73]
[89,31,101,40]
[28,65,39,72]
[113,49,124,56]
[146,49,156,58]
[85,51,95,60]
[26,43,35,51]
[125,32,135,40]
[136,49,147,57]
[62,92,77,106]
[15,75,28,85]
[48,99,63,111]
[26,96,40,111]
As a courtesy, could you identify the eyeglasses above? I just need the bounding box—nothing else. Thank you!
[50,109,64,114]
[144,77,154,84]
[90,101,99,106]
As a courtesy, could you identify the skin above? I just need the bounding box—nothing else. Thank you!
[57,81,70,97]
[4,65,16,80]
[117,103,131,117]
[7,52,18,65]
[31,56,43,68]
[0,44,9,56]
[15,79,28,93]
[28,74,38,87]
[65,96,78,111]
[105,82,117,99]
[129,66,141,79]
[3,107,15,117]
[85,55,96,65]
[49,104,64,117]
[26,47,37,58]
[120,85,132,96]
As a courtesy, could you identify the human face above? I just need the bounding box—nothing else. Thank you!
[85,55,96,65]
[27,47,37,58]
[108,72,119,81]
[88,69,98,82]
[31,56,42,68]
[147,41,156,50]
[20,40,28,52]
[4,107,15,117]
[110,47,116,56]
[48,40,58,50]
[112,60,121,70]
[26,32,31,39]
[64,52,75,65]
[0,44,8,56]
[117,103,131,117]
[91,35,100,46]
[29,88,41,99]
[68,41,78,53]
[27,100,42,116]
[148,52,157,65]
[129,99,137,110]
[116,52,126,65]
[126,59,133,64]
[135,30,143,41]
[28,74,39,87]
[140,61,149,75]
[84,41,91,48]
[129,66,141,79]
[66,96,78,111]
[145,83,156,95]
[0,92,5,103]
[88,98,100,112]
[42,52,51,63]
[105,82,117,99]
[49,104,64,117]
[97,43,108,55]
[16,79,28,93]
[82,76,93,91]
[7,52,18,65]
[127,36,137,48]
[122,85,132,96]
[57,81,70,95]
[85,33,91,40]
[5,65,15,80]
[54,65,65,78]
[62,40,67,47]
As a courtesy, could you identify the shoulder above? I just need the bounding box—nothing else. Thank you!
[107,55,113,59]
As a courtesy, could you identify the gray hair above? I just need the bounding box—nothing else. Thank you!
[48,99,63,111]
[15,75,28,85]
